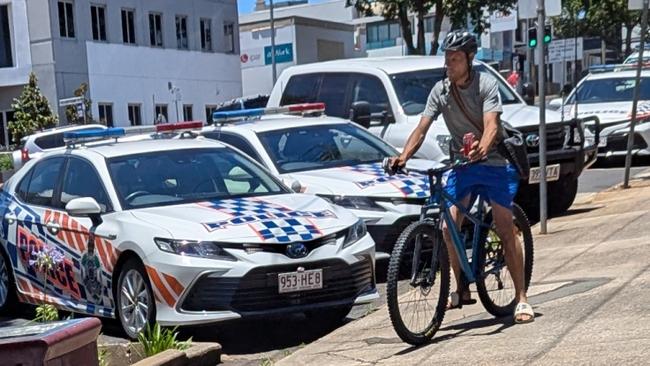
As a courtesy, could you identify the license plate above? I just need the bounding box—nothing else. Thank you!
[598,136,607,148]
[528,164,561,184]
[278,269,323,293]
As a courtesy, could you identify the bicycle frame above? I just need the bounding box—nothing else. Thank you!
[418,167,492,284]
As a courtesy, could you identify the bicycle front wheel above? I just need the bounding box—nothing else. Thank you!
[475,203,534,317]
[386,221,450,345]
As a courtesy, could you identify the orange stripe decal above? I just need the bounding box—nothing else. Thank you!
[95,238,109,270]
[71,221,86,252]
[146,267,175,307]
[162,273,184,297]
[44,210,52,224]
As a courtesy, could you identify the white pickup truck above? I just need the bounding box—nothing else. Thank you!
[267,56,599,218]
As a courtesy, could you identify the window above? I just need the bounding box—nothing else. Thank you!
[107,149,286,209]
[200,18,212,51]
[128,104,142,126]
[258,124,397,174]
[366,21,407,49]
[58,1,75,38]
[280,74,320,106]
[351,75,391,116]
[205,105,218,123]
[155,104,168,123]
[183,104,193,121]
[149,12,163,47]
[223,22,235,53]
[90,5,107,41]
[317,74,351,117]
[0,5,13,68]
[35,133,66,149]
[98,103,113,127]
[203,132,265,165]
[121,8,135,44]
[19,157,65,207]
[175,15,188,49]
[60,158,110,212]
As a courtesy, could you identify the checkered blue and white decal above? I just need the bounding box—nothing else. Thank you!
[345,163,429,198]
[200,198,336,242]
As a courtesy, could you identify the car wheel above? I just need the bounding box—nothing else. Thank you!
[116,258,156,340]
[0,250,17,314]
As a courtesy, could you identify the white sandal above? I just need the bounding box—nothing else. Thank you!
[514,302,535,324]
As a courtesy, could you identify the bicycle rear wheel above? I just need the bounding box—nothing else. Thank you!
[386,221,449,345]
[475,203,534,317]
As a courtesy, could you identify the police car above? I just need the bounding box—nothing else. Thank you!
[201,103,432,257]
[549,64,650,158]
[0,125,377,339]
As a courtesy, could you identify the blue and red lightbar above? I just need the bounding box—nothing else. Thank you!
[212,103,326,122]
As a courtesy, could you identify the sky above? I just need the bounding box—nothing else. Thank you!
[238,0,331,15]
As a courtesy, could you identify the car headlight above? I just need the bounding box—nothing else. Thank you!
[343,219,367,248]
[319,195,386,212]
[436,135,452,155]
[154,238,237,261]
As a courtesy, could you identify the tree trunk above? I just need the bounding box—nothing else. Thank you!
[430,0,444,55]
[397,3,416,54]
[415,1,425,54]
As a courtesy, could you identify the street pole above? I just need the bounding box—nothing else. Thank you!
[537,0,548,234]
[270,0,277,85]
[624,0,649,188]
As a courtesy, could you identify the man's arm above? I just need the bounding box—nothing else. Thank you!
[397,115,434,164]
[468,111,499,162]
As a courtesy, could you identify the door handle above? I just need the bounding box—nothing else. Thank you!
[4,214,16,224]
[46,221,61,234]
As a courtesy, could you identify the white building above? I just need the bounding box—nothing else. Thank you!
[0,0,242,140]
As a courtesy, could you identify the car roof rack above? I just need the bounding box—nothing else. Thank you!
[212,103,326,125]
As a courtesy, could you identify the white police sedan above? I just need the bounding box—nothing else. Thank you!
[0,125,377,339]
[201,103,432,257]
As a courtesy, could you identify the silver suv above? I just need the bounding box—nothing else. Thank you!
[12,124,106,170]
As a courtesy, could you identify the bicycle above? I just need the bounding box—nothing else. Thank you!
[384,159,534,345]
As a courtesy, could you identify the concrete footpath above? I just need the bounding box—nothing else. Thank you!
[277,172,650,366]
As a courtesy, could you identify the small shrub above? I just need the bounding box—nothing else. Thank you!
[137,323,192,358]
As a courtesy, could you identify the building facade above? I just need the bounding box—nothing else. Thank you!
[0,0,242,141]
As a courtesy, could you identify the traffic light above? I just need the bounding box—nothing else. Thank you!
[528,25,552,48]
[528,27,537,48]
[544,24,552,44]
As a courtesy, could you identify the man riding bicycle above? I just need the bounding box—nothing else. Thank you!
[388,30,534,324]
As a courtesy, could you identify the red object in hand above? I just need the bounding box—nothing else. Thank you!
[463,132,475,157]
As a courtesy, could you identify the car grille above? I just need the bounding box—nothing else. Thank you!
[521,125,568,154]
[230,231,344,257]
[603,133,648,152]
[181,257,374,313]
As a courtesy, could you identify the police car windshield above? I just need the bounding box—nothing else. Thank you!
[390,65,521,115]
[108,148,287,209]
[567,77,650,104]
[258,123,398,174]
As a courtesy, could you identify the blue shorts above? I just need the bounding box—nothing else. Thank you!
[444,164,519,209]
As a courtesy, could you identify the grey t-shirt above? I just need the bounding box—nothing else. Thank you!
[423,71,507,166]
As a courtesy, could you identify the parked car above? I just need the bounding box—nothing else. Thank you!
[12,124,107,170]
[0,126,377,339]
[267,56,600,217]
[549,65,650,159]
[203,103,434,257]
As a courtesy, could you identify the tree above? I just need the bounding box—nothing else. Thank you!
[65,82,93,124]
[352,0,516,56]
[9,73,58,144]
[551,0,641,60]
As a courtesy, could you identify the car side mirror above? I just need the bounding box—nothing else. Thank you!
[349,101,372,128]
[66,197,102,225]
[523,83,535,106]
[548,98,563,110]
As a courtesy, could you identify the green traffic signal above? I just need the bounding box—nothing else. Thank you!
[529,38,538,47]
[544,24,552,44]
[543,34,551,43]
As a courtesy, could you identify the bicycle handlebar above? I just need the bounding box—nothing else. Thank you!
[382,157,487,177]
